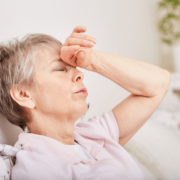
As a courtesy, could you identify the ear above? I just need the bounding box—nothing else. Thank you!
[10,85,35,109]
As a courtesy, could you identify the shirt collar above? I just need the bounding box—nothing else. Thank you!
[18,130,103,165]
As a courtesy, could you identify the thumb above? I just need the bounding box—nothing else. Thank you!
[72,49,86,67]
[75,50,85,61]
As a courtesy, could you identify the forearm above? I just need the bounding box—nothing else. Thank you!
[91,50,170,96]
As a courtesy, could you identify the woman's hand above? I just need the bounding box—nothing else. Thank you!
[60,26,97,71]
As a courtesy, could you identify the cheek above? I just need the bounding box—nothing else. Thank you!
[35,76,73,113]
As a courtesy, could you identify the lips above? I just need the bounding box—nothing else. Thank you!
[75,87,88,93]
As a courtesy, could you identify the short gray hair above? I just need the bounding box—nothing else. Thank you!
[0,33,62,131]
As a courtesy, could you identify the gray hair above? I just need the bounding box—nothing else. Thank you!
[0,34,62,131]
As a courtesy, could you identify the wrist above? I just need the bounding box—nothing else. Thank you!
[89,49,104,72]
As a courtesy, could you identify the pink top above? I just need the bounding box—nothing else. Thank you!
[66,142,96,160]
[11,110,146,180]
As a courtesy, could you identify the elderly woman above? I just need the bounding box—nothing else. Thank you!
[0,26,170,180]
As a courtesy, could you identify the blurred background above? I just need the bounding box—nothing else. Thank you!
[0,0,180,179]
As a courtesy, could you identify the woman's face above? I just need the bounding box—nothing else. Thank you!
[31,47,88,120]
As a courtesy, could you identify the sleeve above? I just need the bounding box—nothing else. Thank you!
[77,110,120,144]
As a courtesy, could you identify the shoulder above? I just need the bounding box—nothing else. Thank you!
[75,110,119,143]
[76,111,116,128]
[11,148,71,180]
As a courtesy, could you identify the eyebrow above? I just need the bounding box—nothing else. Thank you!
[49,58,75,68]
[49,58,64,66]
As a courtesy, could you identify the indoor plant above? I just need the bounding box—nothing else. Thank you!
[158,0,180,72]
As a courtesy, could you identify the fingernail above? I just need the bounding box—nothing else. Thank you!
[92,39,97,43]
[74,45,80,50]
[87,42,94,47]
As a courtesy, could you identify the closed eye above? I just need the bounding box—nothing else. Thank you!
[55,68,65,71]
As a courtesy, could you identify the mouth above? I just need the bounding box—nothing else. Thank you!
[75,87,88,95]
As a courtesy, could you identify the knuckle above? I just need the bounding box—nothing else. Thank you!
[66,39,69,45]
[73,33,79,38]
[65,36,70,41]
[81,40,86,45]
[61,46,66,52]
[71,33,74,38]
[67,38,73,45]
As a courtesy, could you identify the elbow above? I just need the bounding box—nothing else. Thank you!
[154,69,171,97]
[144,69,171,97]
[161,69,171,94]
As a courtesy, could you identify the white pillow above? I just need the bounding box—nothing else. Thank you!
[124,119,180,180]
[0,144,19,180]
[14,140,21,150]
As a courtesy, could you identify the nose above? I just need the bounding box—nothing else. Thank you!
[73,69,84,82]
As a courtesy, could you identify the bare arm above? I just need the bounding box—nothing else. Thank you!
[91,50,171,146]
[59,26,170,146]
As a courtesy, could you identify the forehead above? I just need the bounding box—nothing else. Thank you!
[37,47,60,70]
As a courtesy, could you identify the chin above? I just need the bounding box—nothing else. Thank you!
[82,102,90,115]
[77,102,89,115]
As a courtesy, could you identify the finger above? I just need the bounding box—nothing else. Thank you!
[60,45,81,66]
[72,26,87,33]
[67,38,95,47]
[71,33,96,43]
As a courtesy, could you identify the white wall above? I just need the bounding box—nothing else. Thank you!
[0,0,161,145]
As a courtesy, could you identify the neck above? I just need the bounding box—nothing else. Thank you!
[27,111,81,145]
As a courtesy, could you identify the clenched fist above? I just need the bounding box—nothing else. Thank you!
[60,26,97,71]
